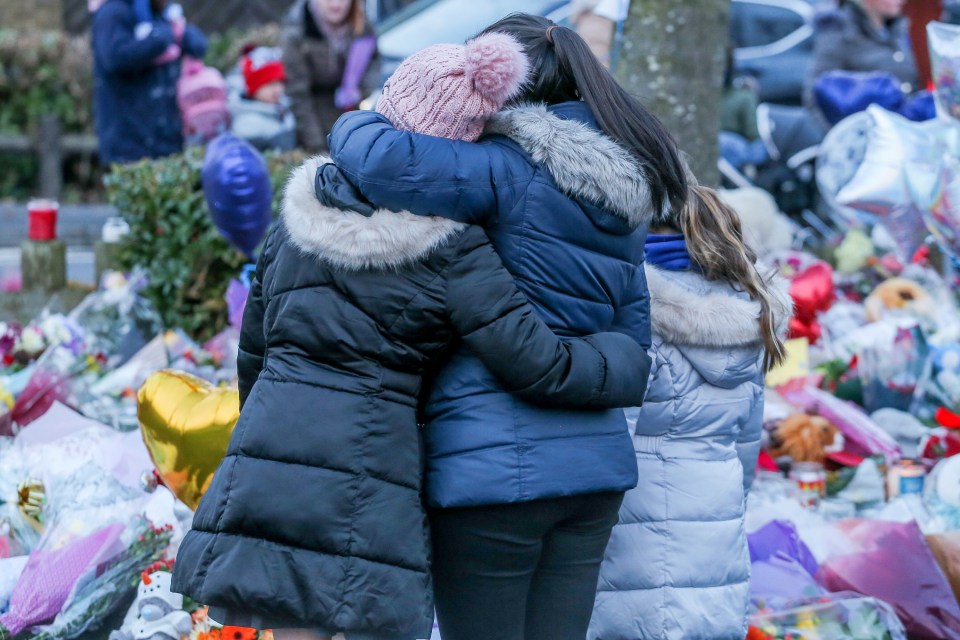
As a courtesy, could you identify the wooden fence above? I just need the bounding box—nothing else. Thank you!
[0,115,98,200]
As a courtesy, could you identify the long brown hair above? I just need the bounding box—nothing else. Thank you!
[680,185,787,371]
[478,13,688,216]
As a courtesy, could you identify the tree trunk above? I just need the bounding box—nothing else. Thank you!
[615,0,730,186]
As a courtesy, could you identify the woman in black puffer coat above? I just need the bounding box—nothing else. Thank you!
[171,155,650,639]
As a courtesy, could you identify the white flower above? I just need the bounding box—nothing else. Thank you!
[39,315,73,346]
[18,326,46,354]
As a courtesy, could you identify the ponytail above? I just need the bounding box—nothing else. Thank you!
[680,186,787,372]
[478,13,688,215]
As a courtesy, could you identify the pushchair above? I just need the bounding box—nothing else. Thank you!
[719,102,831,246]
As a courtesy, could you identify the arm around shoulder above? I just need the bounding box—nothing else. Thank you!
[445,228,650,408]
[328,111,513,225]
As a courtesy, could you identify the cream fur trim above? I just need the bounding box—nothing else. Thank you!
[281,156,465,271]
[485,103,658,227]
[646,266,794,347]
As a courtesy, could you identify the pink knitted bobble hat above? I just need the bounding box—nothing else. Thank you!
[376,33,530,142]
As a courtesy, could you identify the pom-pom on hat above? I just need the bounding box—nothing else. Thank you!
[376,33,529,142]
[242,47,286,98]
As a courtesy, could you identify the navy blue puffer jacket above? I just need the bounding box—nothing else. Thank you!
[329,101,656,507]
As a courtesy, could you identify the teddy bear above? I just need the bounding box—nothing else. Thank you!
[768,414,844,464]
[110,568,192,640]
[864,277,935,324]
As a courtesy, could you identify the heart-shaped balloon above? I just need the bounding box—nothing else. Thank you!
[138,370,239,511]
[788,262,835,344]
[202,134,273,259]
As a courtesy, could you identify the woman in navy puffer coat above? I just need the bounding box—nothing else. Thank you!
[323,13,688,640]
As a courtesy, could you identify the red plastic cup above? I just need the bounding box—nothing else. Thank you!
[27,199,59,241]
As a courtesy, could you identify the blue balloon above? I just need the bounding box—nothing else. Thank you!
[202,134,273,258]
[814,71,905,126]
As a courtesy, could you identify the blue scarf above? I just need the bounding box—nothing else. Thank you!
[645,234,692,271]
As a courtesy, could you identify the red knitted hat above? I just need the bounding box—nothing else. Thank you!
[242,47,286,98]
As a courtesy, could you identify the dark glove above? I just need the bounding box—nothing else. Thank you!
[315,163,375,217]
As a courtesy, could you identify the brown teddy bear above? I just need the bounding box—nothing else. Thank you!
[864,277,935,324]
[769,414,843,464]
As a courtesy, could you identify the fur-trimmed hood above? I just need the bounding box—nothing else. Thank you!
[281,155,464,270]
[485,102,659,230]
[646,265,793,386]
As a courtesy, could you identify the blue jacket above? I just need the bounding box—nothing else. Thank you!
[589,266,792,640]
[92,0,207,164]
[329,102,657,507]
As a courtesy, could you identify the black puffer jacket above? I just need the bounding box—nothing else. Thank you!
[172,157,650,637]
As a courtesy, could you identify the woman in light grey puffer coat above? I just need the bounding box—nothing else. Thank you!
[589,186,792,640]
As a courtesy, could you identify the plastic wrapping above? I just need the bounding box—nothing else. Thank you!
[29,521,172,640]
[9,274,161,431]
[929,21,960,122]
[0,523,125,636]
[857,324,927,413]
[816,519,960,639]
[749,592,907,640]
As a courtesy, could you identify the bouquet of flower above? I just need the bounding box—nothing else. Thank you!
[0,381,12,437]
[0,315,85,374]
[857,323,928,413]
[188,607,274,640]
[8,272,162,431]
[748,592,906,640]
[28,521,174,640]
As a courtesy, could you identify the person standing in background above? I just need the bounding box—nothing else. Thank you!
[804,0,919,112]
[571,0,628,68]
[91,0,208,165]
[281,0,379,152]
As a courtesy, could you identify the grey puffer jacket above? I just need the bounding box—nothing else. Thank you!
[589,266,792,640]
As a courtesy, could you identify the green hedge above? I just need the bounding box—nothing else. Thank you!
[0,29,94,199]
[106,147,305,340]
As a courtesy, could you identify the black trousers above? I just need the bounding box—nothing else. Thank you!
[428,492,625,640]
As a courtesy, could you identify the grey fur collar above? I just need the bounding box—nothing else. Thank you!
[281,156,464,270]
[646,265,794,347]
[485,103,658,228]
